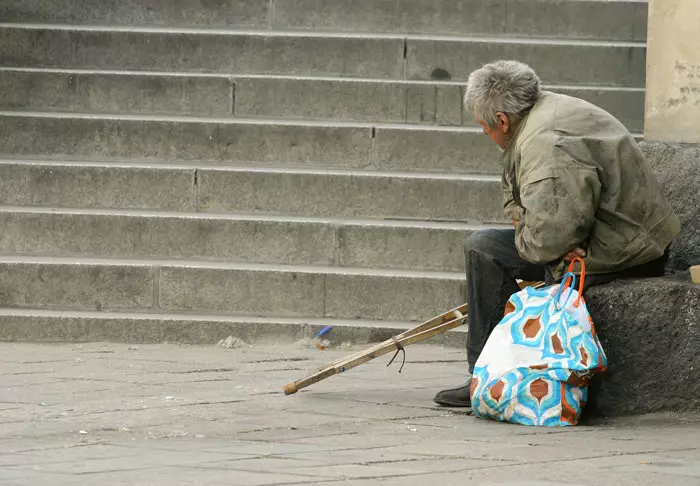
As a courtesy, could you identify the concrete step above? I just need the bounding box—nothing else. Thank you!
[0,69,646,131]
[0,68,234,117]
[0,160,195,211]
[235,76,645,131]
[273,0,648,41]
[0,25,406,79]
[0,0,270,29]
[0,257,464,322]
[0,207,490,272]
[0,25,645,86]
[0,161,504,223]
[196,167,502,223]
[0,308,468,348]
[407,37,645,87]
[0,113,501,174]
[0,0,647,42]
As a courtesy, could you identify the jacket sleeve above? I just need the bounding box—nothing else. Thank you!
[502,172,524,222]
[514,168,601,264]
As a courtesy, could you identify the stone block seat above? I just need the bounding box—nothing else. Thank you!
[585,142,700,416]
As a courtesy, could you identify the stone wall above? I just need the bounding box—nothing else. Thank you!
[645,0,700,143]
[585,142,700,417]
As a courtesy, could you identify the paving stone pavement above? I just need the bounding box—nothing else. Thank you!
[0,342,699,486]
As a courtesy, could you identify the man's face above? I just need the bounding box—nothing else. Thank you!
[476,113,511,149]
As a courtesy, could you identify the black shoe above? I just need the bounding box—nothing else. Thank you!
[433,385,471,407]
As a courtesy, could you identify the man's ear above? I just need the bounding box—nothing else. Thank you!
[496,112,510,133]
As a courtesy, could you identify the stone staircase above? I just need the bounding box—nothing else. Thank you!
[0,0,647,345]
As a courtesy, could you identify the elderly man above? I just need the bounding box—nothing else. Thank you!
[434,60,680,408]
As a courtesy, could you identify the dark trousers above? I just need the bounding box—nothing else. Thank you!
[465,229,667,374]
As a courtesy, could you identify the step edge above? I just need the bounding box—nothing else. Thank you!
[0,22,646,47]
[0,66,649,92]
[0,205,509,231]
[0,255,466,280]
[0,158,502,181]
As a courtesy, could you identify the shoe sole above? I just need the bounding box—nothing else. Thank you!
[433,398,472,408]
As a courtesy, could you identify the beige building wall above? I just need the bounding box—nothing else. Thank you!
[645,0,700,143]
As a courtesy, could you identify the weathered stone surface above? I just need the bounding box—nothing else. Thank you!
[234,77,408,123]
[407,38,646,87]
[273,0,506,37]
[2,342,699,486]
[0,27,405,78]
[0,310,468,348]
[550,87,644,133]
[273,0,647,41]
[0,70,233,116]
[338,222,473,272]
[0,260,155,311]
[159,266,326,317]
[584,143,700,417]
[0,211,340,267]
[232,78,642,131]
[324,272,464,321]
[196,168,504,223]
[405,83,464,126]
[645,0,700,143]
[372,127,500,174]
[585,275,700,416]
[0,114,372,167]
[505,0,647,42]
[0,0,269,27]
[158,265,466,321]
[0,162,194,211]
[641,141,700,271]
[0,210,477,272]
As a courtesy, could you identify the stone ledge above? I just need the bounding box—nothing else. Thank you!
[585,274,700,417]
[641,141,700,272]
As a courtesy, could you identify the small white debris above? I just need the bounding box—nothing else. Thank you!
[128,345,139,351]
[79,430,88,435]
[406,426,418,432]
[164,396,174,401]
[295,337,330,349]
[217,336,251,349]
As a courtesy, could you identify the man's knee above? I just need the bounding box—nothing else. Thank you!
[465,229,512,258]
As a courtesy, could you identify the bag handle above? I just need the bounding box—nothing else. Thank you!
[553,271,577,310]
[566,256,586,307]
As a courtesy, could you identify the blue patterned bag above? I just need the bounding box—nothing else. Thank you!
[470,258,607,426]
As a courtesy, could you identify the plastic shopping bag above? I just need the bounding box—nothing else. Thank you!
[470,258,607,426]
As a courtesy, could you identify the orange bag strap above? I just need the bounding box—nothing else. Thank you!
[566,256,586,307]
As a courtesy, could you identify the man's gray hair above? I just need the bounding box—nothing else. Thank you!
[464,60,541,127]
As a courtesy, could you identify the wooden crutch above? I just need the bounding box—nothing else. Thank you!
[282,281,544,395]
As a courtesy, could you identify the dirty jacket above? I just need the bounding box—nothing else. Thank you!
[501,91,680,278]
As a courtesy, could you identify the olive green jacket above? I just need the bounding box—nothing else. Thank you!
[501,91,680,278]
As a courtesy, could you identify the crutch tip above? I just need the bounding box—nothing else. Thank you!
[283,382,298,395]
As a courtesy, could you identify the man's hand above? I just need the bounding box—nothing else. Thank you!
[564,247,586,262]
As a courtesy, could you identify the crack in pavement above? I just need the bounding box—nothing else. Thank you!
[247,358,311,364]
[172,368,236,374]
